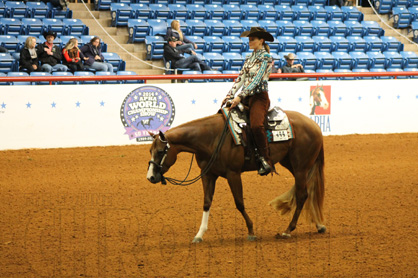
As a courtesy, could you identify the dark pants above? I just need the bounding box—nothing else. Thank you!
[21,64,41,73]
[65,61,85,73]
[248,90,271,165]
[175,56,210,72]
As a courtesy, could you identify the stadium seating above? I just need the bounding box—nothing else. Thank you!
[381,36,404,52]
[110,3,133,27]
[145,35,166,60]
[204,19,226,36]
[43,18,66,35]
[400,50,418,68]
[315,51,336,70]
[131,4,153,20]
[296,35,315,53]
[63,19,89,36]
[258,5,278,21]
[223,20,244,36]
[26,1,49,18]
[4,1,28,18]
[102,52,125,72]
[186,4,206,20]
[21,18,45,35]
[203,69,223,82]
[341,6,363,22]
[333,51,353,69]
[182,70,204,83]
[325,6,344,21]
[391,7,412,28]
[117,71,144,84]
[95,71,118,84]
[313,35,333,52]
[0,18,23,36]
[330,36,350,52]
[328,20,348,37]
[347,36,367,52]
[222,52,244,70]
[296,51,317,71]
[240,4,259,20]
[204,4,224,20]
[223,36,245,53]
[203,52,225,71]
[383,51,403,69]
[374,0,393,14]
[203,36,224,53]
[276,20,297,37]
[361,21,385,37]
[74,71,96,84]
[311,20,331,37]
[294,20,314,36]
[128,19,150,43]
[308,5,328,21]
[30,72,52,85]
[277,36,297,53]
[292,5,311,21]
[367,51,386,69]
[350,51,370,69]
[364,35,385,52]
[185,19,206,36]
[148,19,168,36]
[0,35,19,52]
[0,53,16,73]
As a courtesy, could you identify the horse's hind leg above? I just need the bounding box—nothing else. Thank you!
[226,172,256,241]
[193,173,218,243]
[281,173,308,238]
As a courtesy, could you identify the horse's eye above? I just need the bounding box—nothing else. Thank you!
[157,150,165,156]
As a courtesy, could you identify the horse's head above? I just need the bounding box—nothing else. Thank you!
[147,130,175,184]
[311,85,323,105]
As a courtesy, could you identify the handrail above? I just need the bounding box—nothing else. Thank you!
[0,71,417,84]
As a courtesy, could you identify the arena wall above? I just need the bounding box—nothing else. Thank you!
[0,80,417,150]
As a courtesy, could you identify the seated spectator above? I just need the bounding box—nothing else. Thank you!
[165,20,197,53]
[163,37,211,72]
[37,31,68,73]
[19,36,41,73]
[0,46,7,53]
[80,37,114,72]
[278,53,307,81]
[269,59,280,81]
[62,38,86,73]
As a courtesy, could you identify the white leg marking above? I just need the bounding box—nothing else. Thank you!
[146,163,155,181]
[195,210,210,240]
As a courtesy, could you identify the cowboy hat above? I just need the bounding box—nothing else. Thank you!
[43,31,57,40]
[240,27,274,42]
[284,53,297,60]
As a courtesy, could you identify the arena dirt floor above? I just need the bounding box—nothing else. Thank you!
[0,133,417,278]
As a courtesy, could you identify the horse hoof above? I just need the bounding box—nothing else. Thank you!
[192,237,203,243]
[247,235,257,241]
[281,233,291,238]
[317,225,327,234]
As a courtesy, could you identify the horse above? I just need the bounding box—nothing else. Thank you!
[146,109,326,243]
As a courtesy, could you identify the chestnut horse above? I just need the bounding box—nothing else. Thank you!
[147,110,326,243]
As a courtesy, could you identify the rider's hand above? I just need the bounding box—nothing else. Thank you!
[221,97,231,107]
[229,96,241,109]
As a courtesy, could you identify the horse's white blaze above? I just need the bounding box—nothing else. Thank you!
[146,162,155,181]
[195,210,210,239]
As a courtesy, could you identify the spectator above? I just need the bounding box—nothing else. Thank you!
[163,37,211,72]
[37,31,68,73]
[269,60,281,81]
[62,38,86,73]
[0,46,7,53]
[80,37,114,72]
[19,36,41,73]
[165,20,197,53]
[278,53,307,81]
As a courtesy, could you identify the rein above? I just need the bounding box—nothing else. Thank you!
[162,110,232,186]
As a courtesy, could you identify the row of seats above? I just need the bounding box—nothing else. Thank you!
[145,34,403,59]
[130,18,384,43]
[0,52,126,73]
[0,35,106,53]
[373,0,418,14]
[0,71,143,85]
[0,1,72,18]
[0,18,89,36]
[111,3,362,26]
[97,0,329,10]
[163,50,418,72]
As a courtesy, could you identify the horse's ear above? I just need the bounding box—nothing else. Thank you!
[148,131,157,138]
[159,130,167,142]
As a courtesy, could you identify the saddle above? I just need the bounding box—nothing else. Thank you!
[220,106,294,146]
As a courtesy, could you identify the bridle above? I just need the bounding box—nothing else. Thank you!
[148,137,171,184]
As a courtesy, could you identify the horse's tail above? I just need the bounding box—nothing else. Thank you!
[269,144,325,225]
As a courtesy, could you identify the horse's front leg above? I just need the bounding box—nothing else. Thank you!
[226,171,256,241]
[192,173,218,243]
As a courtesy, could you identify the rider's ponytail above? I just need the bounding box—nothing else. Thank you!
[264,42,270,53]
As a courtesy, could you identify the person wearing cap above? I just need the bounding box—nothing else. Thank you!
[37,31,68,73]
[278,53,305,80]
[222,27,275,176]
[163,36,211,72]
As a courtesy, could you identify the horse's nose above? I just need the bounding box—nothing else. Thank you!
[148,175,156,183]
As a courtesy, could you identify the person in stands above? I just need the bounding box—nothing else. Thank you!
[37,31,68,73]
[80,36,114,72]
[165,20,197,53]
[278,53,307,81]
[19,36,41,73]
[62,38,86,73]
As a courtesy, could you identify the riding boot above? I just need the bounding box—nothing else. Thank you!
[252,127,274,176]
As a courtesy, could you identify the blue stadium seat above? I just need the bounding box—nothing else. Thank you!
[381,36,404,52]
[240,4,259,20]
[149,4,170,19]
[352,68,372,80]
[117,71,144,84]
[334,68,355,80]
[102,52,124,71]
[46,2,72,19]
[383,51,403,69]
[222,52,244,70]
[204,4,224,20]
[187,35,205,54]
[341,6,363,22]
[148,19,168,36]
[0,2,5,18]
[203,36,224,53]
[277,36,297,53]
[0,72,7,85]
[52,71,75,85]
[315,51,336,70]
[203,69,223,82]
[0,53,16,73]
[332,51,353,69]
[26,1,49,18]
[367,51,386,69]
[1,18,23,36]
[0,35,19,52]
[258,4,278,20]
[328,20,348,37]
[185,19,206,36]
[204,19,226,36]
[21,18,44,36]
[402,67,418,78]
[110,3,133,27]
[294,20,314,36]
[296,36,315,53]
[186,4,206,20]
[258,20,278,37]
[313,35,333,52]
[95,71,118,84]
[364,35,384,52]
[276,20,297,37]
[128,19,150,43]
[63,19,89,36]
[400,50,418,68]
[223,20,244,36]
[5,1,29,18]
[168,4,188,19]
[74,71,96,84]
[145,35,165,60]
[275,4,296,21]
[350,51,371,69]
[43,18,66,36]
[222,69,240,82]
[95,0,113,11]
[316,69,336,80]
[223,36,245,53]
[296,52,318,71]
[344,20,365,37]
[330,36,349,52]
[292,5,311,21]
[203,52,225,71]
[369,68,391,79]
[309,5,328,21]
[325,6,344,21]
[347,36,367,52]
[8,72,30,85]
[182,70,204,83]
[361,20,385,37]
[30,72,52,85]
[223,4,242,20]
[131,4,153,20]
[373,0,393,14]
[408,7,418,21]
[241,19,260,31]
[311,20,331,37]
[391,7,412,28]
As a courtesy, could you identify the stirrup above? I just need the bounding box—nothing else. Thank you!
[258,157,272,176]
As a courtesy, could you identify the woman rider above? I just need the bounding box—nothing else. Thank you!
[222,27,275,176]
